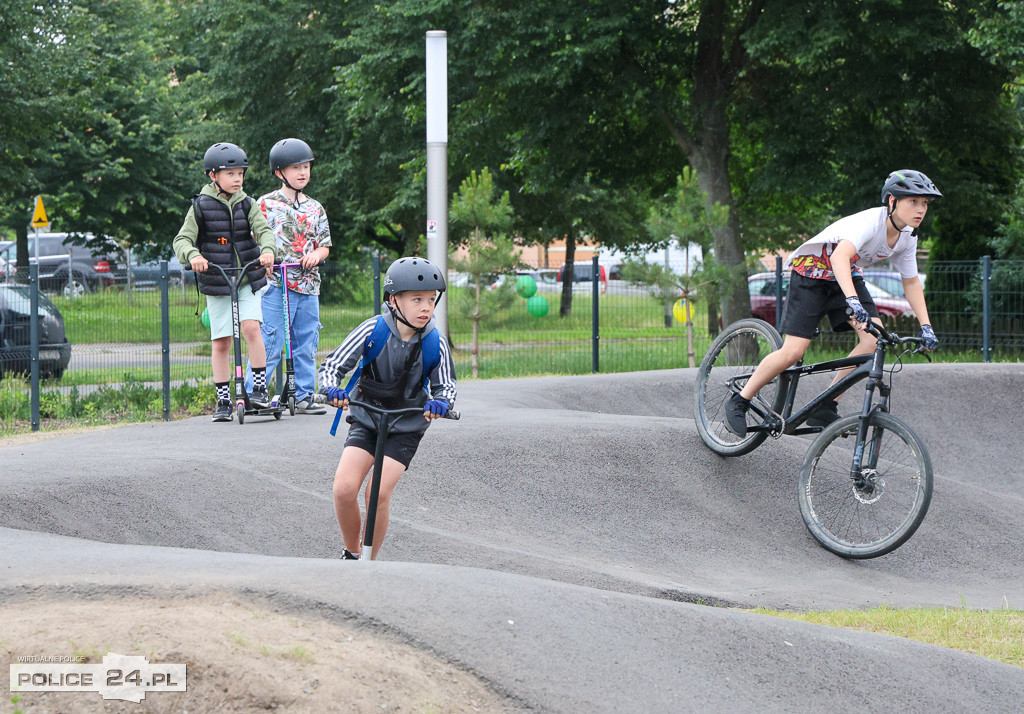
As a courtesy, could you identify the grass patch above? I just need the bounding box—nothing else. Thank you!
[748,604,1024,668]
[0,376,214,438]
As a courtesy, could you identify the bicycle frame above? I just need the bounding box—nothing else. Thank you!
[740,327,899,439]
[738,322,921,487]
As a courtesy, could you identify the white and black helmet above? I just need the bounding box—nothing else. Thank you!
[203,142,249,173]
[269,138,315,172]
[881,170,942,204]
[383,257,447,295]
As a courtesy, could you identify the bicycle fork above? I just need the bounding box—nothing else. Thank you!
[850,355,890,491]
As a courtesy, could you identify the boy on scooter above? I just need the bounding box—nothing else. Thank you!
[318,257,457,560]
[173,142,277,422]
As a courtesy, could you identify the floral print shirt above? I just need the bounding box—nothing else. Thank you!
[258,190,332,295]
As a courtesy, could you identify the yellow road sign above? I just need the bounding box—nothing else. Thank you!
[31,195,48,228]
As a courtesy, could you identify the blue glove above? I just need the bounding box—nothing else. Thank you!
[424,399,449,417]
[919,324,938,351]
[326,386,348,403]
[845,296,870,324]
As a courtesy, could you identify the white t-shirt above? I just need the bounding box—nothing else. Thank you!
[786,206,919,281]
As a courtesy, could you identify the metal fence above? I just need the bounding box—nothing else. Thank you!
[4,255,1022,431]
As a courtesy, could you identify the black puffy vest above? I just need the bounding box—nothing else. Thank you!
[192,194,267,296]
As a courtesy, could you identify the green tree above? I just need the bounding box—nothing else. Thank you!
[627,169,730,364]
[1,0,193,275]
[449,168,521,378]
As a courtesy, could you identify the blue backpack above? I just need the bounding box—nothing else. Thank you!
[331,316,440,435]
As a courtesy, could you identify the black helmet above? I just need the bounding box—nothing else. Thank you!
[269,138,315,172]
[203,143,249,173]
[383,257,447,295]
[881,170,942,204]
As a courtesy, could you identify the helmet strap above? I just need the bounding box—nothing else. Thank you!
[275,169,303,209]
[886,196,905,233]
[210,170,242,199]
[386,296,425,333]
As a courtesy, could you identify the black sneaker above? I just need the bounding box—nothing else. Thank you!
[724,394,750,437]
[250,389,271,408]
[342,549,360,560]
[212,399,233,422]
[807,400,841,428]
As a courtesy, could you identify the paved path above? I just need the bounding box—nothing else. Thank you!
[2,364,1022,712]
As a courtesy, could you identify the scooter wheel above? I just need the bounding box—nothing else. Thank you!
[274,410,282,420]
[288,396,295,417]
[236,403,245,424]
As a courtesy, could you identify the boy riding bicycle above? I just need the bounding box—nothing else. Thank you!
[725,169,941,437]
[318,257,457,560]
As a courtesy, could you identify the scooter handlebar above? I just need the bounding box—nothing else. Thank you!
[329,399,460,436]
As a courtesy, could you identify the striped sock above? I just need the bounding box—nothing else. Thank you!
[215,381,230,402]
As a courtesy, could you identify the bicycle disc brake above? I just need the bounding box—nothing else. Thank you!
[853,469,884,504]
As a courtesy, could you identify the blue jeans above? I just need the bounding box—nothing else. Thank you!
[245,285,321,402]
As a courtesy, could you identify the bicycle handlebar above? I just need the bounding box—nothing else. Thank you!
[852,313,932,360]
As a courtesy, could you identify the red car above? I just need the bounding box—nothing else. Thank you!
[748,272,913,326]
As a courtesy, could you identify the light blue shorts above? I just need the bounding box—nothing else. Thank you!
[206,287,264,340]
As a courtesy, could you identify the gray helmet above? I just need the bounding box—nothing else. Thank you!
[881,170,942,204]
[383,257,447,295]
[203,143,249,172]
[269,138,315,172]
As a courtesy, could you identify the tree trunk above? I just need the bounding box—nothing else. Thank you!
[559,234,576,317]
[471,283,481,379]
[659,0,750,329]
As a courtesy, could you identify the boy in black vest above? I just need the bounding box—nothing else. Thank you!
[173,142,278,422]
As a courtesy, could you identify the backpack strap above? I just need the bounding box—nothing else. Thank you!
[342,315,392,393]
[420,327,440,389]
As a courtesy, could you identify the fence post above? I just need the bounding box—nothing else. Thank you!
[160,260,171,420]
[775,256,784,329]
[30,263,40,431]
[982,255,992,363]
[373,255,382,314]
[592,255,599,372]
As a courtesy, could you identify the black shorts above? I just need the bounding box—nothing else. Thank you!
[344,422,425,469]
[781,272,878,339]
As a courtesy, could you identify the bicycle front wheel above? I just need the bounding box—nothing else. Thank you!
[798,413,932,559]
[694,318,784,456]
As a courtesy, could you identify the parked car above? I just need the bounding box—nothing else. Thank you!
[0,284,72,379]
[748,271,913,326]
[0,233,126,297]
[490,269,561,292]
[558,261,609,285]
[129,255,185,288]
[860,269,926,300]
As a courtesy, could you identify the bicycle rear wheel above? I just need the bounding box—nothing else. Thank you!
[694,318,784,456]
[798,413,932,559]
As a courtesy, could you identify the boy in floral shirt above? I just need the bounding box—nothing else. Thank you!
[245,138,332,413]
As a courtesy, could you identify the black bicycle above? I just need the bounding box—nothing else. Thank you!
[694,318,933,559]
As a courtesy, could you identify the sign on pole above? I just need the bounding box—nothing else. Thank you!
[31,195,49,229]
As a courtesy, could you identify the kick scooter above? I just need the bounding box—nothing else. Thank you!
[186,258,285,424]
[268,261,300,417]
[330,398,459,560]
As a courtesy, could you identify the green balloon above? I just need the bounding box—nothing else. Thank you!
[526,295,549,317]
[516,274,538,298]
[201,307,211,328]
